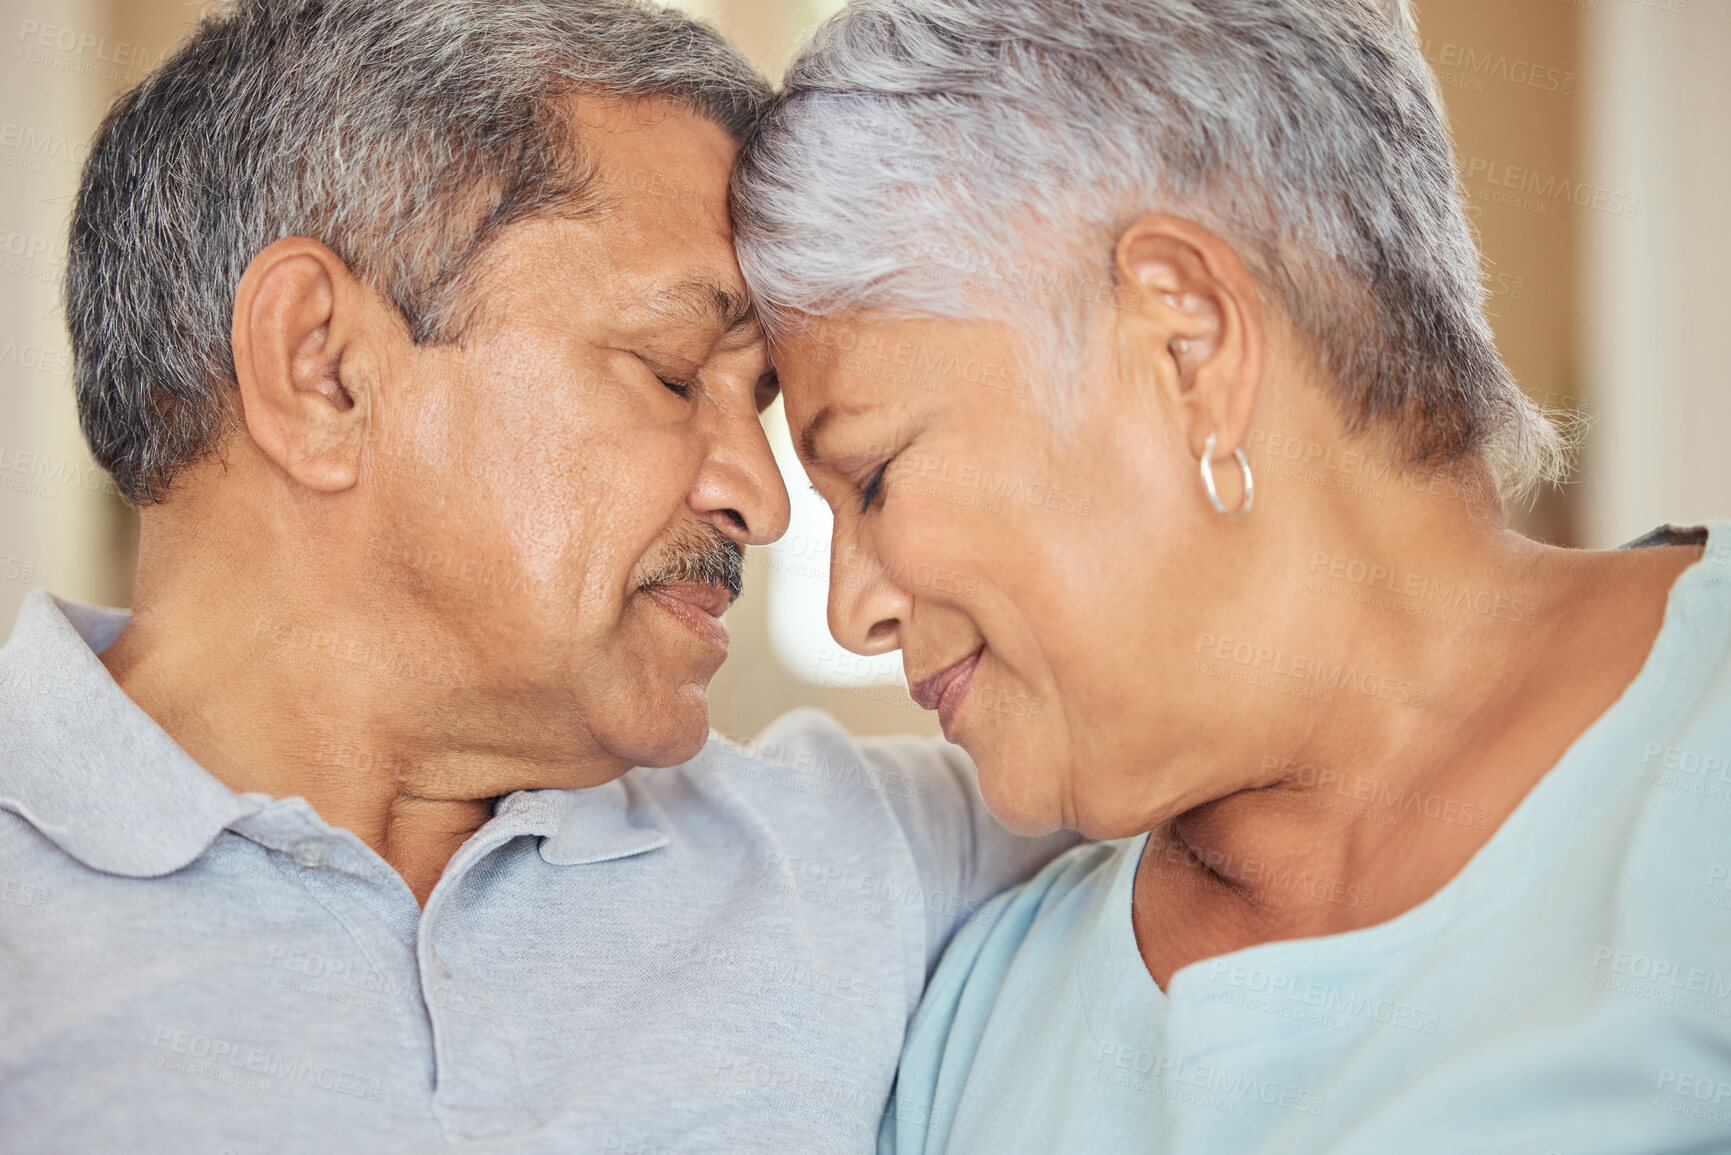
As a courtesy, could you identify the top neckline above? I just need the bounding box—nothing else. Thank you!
[1116,521,1726,998]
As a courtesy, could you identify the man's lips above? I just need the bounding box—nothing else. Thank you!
[642,582,732,650]
[910,648,983,732]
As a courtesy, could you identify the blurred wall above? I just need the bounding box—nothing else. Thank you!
[0,0,125,631]
[1579,0,1731,547]
[1410,0,1583,547]
[0,0,199,633]
[674,0,841,80]
[0,0,1723,742]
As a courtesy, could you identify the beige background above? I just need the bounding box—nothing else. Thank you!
[0,0,1723,743]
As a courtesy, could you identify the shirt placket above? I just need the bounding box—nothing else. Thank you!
[235,805,437,1077]
[418,807,561,1141]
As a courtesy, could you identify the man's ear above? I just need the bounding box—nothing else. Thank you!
[231,237,380,493]
[1113,214,1264,465]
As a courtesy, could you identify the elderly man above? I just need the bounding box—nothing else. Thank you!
[0,2,1068,1151]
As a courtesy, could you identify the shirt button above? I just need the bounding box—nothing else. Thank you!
[292,840,332,869]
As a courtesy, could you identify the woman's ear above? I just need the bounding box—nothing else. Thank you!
[230,237,381,493]
[1113,214,1265,465]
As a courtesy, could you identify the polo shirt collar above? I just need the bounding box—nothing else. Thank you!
[534,780,670,865]
[0,590,262,877]
[0,590,670,878]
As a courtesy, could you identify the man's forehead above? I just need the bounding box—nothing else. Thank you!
[569,92,736,201]
[561,94,751,326]
[568,91,715,134]
[458,209,752,335]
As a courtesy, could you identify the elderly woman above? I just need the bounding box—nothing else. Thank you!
[731,0,1730,1152]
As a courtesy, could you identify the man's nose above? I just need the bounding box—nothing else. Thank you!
[688,409,792,548]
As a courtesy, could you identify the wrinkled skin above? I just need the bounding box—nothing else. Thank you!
[774,215,1700,985]
[101,96,788,902]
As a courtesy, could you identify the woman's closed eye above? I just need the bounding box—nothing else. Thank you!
[859,460,890,514]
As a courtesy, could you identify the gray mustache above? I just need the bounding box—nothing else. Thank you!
[637,522,744,602]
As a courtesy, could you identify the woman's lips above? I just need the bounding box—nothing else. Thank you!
[911,649,982,734]
[643,583,732,650]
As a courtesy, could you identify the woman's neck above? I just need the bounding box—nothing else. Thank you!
[1130,522,1701,990]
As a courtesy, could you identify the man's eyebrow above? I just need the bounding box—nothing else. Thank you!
[646,276,758,337]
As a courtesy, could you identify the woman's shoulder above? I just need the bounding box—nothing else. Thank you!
[1631,519,1731,740]
[907,835,1143,1034]
[887,837,1149,1153]
[969,837,1140,951]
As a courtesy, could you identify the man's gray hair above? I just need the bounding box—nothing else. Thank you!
[732,0,1566,498]
[67,0,771,505]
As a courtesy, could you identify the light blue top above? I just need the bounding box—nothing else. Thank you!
[0,590,1072,1154]
[883,522,1731,1155]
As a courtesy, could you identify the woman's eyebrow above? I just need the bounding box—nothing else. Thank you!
[797,406,836,467]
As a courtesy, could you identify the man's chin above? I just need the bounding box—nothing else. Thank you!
[624,729,710,770]
[598,685,713,769]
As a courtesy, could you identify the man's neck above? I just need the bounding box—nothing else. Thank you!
[99,599,491,904]
[97,499,624,907]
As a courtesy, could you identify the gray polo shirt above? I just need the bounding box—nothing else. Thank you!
[0,591,1069,1154]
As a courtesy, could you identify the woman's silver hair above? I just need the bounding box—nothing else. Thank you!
[732,0,1568,499]
[67,0,771,505]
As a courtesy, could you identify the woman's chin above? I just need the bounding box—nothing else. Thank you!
[973,749,1069,836]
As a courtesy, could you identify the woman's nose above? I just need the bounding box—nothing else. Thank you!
[826,533,910,656]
